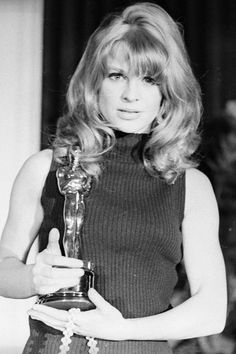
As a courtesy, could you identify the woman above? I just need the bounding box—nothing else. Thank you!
[0,2,227,354]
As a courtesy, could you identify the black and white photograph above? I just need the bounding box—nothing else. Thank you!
[0,1,235,353]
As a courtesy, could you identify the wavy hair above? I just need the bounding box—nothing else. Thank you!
[53,2,202,183]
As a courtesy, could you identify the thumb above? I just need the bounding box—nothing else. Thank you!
[46,228,61,255]
[88,288,112,312]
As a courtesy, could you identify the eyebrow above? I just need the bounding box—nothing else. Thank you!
[107,65,127,74]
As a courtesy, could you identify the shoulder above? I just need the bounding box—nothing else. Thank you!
[0,150,53,260]
[21,148,53,171]
[12,149,53,198]
[184,168,218,217]
[18,149,52,178]
[185,167,215,196]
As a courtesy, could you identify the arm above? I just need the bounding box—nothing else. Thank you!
[0,149,83,299]
[0,150,51,298]
[29,168,227,340]
[124,168,227,340]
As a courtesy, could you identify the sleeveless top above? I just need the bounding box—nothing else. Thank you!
[24,133,185,354]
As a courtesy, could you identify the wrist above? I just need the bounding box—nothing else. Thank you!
[111,317,134,341]
[123,316,159,341]
[27,263,38,297]
[121,318,137,340]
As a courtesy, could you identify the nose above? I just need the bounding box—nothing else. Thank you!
[121,79,139,102]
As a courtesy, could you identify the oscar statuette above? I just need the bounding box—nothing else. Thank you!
[38,146,95,311]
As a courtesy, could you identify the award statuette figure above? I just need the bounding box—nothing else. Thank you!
[38,146,95,311]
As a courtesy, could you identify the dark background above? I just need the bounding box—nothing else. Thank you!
[41,0,236,147]
[41,1,236,352]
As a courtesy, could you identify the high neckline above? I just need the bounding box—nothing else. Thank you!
[108,130,149,163]
[114,129,149,140]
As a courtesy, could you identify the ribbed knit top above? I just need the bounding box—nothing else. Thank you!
[38,133,185,320]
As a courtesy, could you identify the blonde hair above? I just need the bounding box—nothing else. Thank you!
[53,2,202,183]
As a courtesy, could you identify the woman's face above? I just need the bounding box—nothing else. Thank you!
[98,55,162,134]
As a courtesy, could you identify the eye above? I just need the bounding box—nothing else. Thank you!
[108,72,125,81]
[143,76,157,85]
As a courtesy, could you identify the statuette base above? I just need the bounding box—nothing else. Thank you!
[38,291,95,311]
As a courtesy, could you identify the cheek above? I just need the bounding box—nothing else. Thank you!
[99,85,119,113]
[98,88,115,121]
[148,90,162,113]
[99,83,112,104]
[98,89,107,114]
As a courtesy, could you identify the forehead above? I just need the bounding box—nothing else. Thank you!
[104,48,148,78]
[101,37,166,79]
[106,53,130,72]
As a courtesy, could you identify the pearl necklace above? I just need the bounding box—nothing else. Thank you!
[58,309,99,354]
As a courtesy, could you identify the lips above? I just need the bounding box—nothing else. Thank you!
[117,109,141,121]
[118,109,140,113]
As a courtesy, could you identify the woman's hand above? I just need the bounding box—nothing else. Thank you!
[28,304,69,332]
[28,288,128,340]
[31,228,84,295]
[70,288,128,340]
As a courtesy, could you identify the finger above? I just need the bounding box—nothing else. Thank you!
[36,276,83,294]
[43,266,84,279]
[73,324,90,336]
[68,309,95,337]
[28,310,66,331]
[88,288,111,311]
[42,253,84,268]
[69,308,86,325]
[31,304,69,321]
[46,228,61,255]
[29,312,64,330]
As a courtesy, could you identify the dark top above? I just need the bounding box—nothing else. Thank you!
[24,133,185,354]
